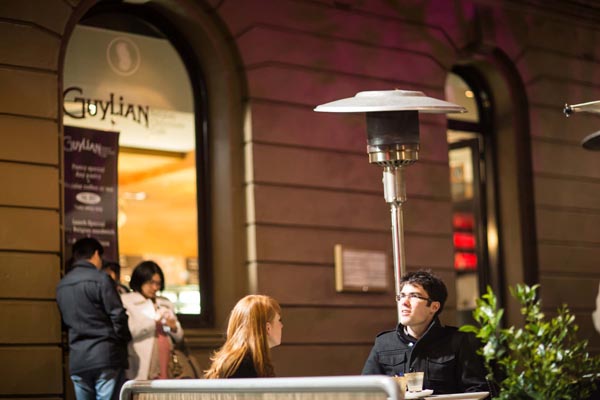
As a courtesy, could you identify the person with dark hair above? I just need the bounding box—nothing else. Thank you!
[120,260,184,379]
[362,270,489,395]
[102,260,130,294]
[56,237,131,400]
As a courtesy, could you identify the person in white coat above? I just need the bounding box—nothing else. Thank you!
[121,261,184,380]
[593,282,600,334]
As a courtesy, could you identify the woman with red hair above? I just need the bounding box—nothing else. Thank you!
[204,295,283,378]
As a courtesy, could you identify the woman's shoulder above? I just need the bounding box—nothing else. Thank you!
[156,295,175,307]
[121,291,146,305]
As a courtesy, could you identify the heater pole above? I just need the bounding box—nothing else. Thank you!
[382,165,407,322]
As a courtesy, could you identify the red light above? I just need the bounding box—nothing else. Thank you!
[454,252,477,270]
[453,212,474,230]
[453,232,476,249]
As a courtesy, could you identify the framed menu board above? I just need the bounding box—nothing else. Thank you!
[334,244,389,293]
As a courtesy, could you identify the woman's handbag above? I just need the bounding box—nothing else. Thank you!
[168,338,202,379]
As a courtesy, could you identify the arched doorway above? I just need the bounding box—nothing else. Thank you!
[445,52,538,326]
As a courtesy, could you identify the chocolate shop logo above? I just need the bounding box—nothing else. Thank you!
[64,136,114,158]
[63,86,149,128]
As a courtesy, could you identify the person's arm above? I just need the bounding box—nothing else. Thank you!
[458,332,491,393]
[361,343,384,375]
[121,293,156,341]
[100,273,132,343]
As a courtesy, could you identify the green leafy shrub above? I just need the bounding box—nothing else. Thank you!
[461,284,600,399]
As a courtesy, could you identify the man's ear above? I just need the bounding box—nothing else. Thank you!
[91,250,102,269]
[430,301,441,314]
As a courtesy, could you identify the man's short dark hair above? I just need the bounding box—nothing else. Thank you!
[129,260,165,292]
[72,237,104,261]
[400,270,448,315]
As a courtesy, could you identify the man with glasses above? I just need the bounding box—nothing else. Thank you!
[362,270,489,394]
[56,237,132,400]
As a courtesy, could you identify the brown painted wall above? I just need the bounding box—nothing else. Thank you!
[0,0,73,396]
[0,0,599,397]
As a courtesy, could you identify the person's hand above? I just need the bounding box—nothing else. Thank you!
[158,307,178,332]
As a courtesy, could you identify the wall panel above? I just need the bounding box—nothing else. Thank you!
[0,68,57,118]
[526,77,599,109]
[237,25,445,84]
[256,263,393,307]
[0,115,58,164]
[279,307,394,344]
[0,22,60,69]
[0,162,59,208]
[534,175,600,211]
[219,0,454,65]
[0,208,60,252]
[0,1,71,35]
[0,301,61,343]
[540,275,600,310]
[255,262,456,308]
[0,347,63,395]
[251,143,450,196]
[535,208,600,244]
[0,252,60,299]
[531,139,600,180]
[517,49,600,86]
[537,243,600,275]
[252,185,452,235]
[253,225,453,267]
[271,344,374,376]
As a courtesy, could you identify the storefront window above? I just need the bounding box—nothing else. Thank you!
[63,14,204,315]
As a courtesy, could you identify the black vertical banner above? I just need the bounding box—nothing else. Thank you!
[64,126,120,262]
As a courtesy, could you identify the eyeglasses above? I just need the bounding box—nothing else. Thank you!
[396,293,432,304]
[147,280,162,287]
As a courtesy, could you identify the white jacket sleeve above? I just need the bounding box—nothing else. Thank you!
[121,292,156,341]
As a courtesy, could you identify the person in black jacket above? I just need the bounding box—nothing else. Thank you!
[56,238,132,400]
[362,270,489,395]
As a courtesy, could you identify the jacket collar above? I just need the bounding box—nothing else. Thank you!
[71,259,98,270]
[396,316,443,344]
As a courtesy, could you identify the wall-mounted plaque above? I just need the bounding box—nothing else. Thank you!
[334,244,389,293]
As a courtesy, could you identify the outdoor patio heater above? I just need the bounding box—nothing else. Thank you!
[564,100,600,151]
[315,90,465,320]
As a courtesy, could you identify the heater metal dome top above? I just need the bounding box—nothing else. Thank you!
[314,90,466,114]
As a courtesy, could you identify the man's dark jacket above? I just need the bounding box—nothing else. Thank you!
[362,318,489,394]
[56,260,132,375]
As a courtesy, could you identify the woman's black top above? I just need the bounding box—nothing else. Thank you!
[229,354,258,378]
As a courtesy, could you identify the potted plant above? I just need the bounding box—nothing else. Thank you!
[461,284,600,399]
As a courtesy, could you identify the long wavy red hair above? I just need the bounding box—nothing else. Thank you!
[204,294,281,378]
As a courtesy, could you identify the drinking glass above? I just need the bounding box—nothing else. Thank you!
[404,372,424,392]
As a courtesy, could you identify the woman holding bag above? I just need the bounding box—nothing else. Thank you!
[121,261,184,380]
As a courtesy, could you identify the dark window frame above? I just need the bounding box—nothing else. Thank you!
[448,65,504,303]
